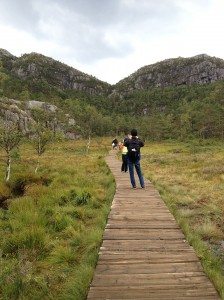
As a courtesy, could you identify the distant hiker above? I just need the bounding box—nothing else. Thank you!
[124,129,145,188]
[120,142,128,172]
[120,133,131,172]
[112,138,118,149]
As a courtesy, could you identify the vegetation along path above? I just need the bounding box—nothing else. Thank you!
[87,150,220,300]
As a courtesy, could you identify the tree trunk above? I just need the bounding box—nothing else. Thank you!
[5,153,11,182]
[86,134,91,154]
[35,157,40,173]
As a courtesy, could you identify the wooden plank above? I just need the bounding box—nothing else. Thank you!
[103,232,184,240]
[101,240,192,251]
[88,288,218,299]
[98,251,199,263]
[106,223,179,229]
[95,262,204,274]
[108,215,176,221]
[110,209,171,214]
[88,286,218,299]
[91,272,210,286]
[87,152,220,300]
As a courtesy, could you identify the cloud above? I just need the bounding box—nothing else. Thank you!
[0,0,224,83]
[0,0,40,34]
[0,0,180,63]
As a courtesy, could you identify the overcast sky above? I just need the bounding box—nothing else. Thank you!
[0,0,224,84]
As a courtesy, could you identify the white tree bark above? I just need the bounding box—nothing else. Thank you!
[5,154,11,182]
[86,134,91,154]
[35,156,40,173]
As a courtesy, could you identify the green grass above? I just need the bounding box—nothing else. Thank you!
[0,138,115,299]
[1,137,224,299]
[142,139,224,299]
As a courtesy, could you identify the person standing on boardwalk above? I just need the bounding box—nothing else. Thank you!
[120,133,131,172]
[111,138,118,149]
[121,142,128,172]
[124,129,145,188]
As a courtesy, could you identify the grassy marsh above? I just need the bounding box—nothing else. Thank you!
[1,137,224,299]
[142,139,224,298]
[0,138,114,299]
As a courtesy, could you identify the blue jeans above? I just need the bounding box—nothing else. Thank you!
[127,157,145,188]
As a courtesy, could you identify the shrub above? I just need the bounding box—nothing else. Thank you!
[197,221,223,241]
[58,189,78,206]
[74,192,91,206]
[49,245,79,265]
[2,227,47,256]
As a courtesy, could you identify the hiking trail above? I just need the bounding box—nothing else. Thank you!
[87,151,220,299]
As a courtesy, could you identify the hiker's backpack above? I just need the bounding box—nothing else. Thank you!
[127,139,141,162]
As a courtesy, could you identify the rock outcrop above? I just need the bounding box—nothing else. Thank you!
[25,100,57,113]
[0,98,77,137]
[113,54,224,95]
[0,98,34,133]
[0,50,110,95]
[0,49,15,59]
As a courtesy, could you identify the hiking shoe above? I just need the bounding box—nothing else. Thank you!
[132,186,136,189]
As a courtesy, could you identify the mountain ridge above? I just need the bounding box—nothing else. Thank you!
[2,48,224,92]
[0,49,110,95]
[0,49,224,139]
[113,54,224,95]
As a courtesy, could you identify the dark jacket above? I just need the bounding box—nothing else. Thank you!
[124,136,144,161]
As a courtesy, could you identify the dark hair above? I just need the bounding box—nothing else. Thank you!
[131,129,137,136]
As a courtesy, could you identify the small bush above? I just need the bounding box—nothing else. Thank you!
[58,189,78,206]
[49,245,79,265]
[91,199,102,209]
[197,221,223,241]
[0,259,49,299]
[74,192,91,206]
[58,195,70,206]
[47,214,71,232]
[70,208,85,220]
[69,189,78,202]
[2,227,47,256]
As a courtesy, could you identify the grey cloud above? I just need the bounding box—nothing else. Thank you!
[0,0,39,34]
[0,0,185,63]
[51,0,180,32]
[59,0,120,26]
[43,0,181,61]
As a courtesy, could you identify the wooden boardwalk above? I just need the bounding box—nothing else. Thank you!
[87,151,220,299]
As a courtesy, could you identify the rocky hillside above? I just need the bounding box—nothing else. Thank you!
[112,54,224,95]
[0,50,224,139]
[0,97,78,138]
[2,49,224,98]
[0,49,110,95]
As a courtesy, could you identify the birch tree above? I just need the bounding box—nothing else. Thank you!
[30,109,54,173]
[32,121,53,173]
[0,121,22,181]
